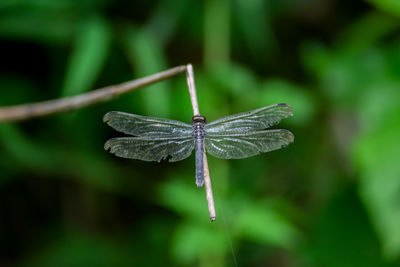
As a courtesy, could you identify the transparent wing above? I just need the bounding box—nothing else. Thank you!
[204,129,294,159]
[205,103,293,134]
[104,111,192,137]
[104,135,194,162]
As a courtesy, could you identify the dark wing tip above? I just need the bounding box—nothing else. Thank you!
[103,111,119,123]
[277,102,293,109]
[104,140,111,151]
[103,111,115,122]
[277,103,294,117]
[104,137,118,151]
[279,129,295,143]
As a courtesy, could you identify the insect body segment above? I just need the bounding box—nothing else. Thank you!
[192,115,207,187]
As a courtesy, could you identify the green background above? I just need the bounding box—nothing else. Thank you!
[1,0,400,266]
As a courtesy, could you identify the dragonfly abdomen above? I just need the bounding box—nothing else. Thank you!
[192,115,206,187]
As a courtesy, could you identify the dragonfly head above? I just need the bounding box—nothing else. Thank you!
[192,115,206,124]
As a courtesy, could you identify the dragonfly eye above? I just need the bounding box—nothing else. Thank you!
[192,115,206,124]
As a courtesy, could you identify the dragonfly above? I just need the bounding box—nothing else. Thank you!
[104,103,294,187]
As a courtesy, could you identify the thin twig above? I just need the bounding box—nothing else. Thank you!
[203,153,216,221]
[185,64,200,115]
[0,65,187,122]
[0,63,217,221]
[185,63,216,221]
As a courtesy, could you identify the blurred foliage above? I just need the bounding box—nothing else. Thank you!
[1,0,400,266]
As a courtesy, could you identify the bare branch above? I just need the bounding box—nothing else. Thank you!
[203,150,216,221]
[186,64,200,116]
[0,65,187,122]
[0,62,217,221]
[185,63,216,221]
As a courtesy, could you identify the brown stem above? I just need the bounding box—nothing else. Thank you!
[0,63,217,221]
[185,63,216,221]
[0,65,187,122]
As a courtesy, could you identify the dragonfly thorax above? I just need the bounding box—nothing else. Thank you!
[192,115,206,139]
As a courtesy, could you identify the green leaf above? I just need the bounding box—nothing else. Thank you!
[307,186,389,267]
[0,124,126,193]
[157,177,209,221]
[357,82,400,132]
[171,222,227,265]
[258,79,315,126]
[145,0,187,46]
[337,12,400,52]
[124,28,170,117]
[234,0,275,62]
[366,0,400,17]
[0,123,57,171]
[233,197,300,249]
[61,15,111,97]
[302,42,388,107]
[207,63,258,97]
[354,111,400,259]
[204,0,230,66]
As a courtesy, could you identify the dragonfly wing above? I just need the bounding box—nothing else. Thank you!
[205,103,293,134]
[104,111,192,137]
[104,135,194,162]
[205,129,294,159]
